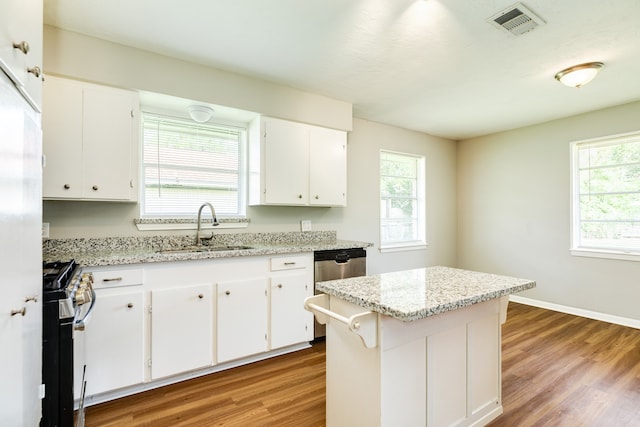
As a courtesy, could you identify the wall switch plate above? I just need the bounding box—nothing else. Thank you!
[42,223,50,239]
[301,220,312,232]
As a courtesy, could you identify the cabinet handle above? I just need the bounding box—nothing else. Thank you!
[225,290,231,296]
[13,41,30,55]
[297,194,303,199]
[277,284,283,289]
[127,303,134,309]
[25,296,38,303]
[92,185,99,191]
[11,307,26,317]
[103,277,123,282]
[198,293,204,299]
[27,66,41,78]
[284,262,296,266]
[315,195,319,200]
[63,184,71,190]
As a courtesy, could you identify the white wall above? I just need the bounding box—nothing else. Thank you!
[458,100,640,321]
[43,26,352,131]
[42,27,458,274]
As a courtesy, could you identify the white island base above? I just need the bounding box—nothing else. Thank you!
[314,295,509,427]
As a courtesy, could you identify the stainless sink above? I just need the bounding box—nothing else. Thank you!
[157,245,253,254]
[207,245,253,251]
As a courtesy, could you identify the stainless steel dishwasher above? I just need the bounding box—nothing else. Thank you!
[313,248,367,339]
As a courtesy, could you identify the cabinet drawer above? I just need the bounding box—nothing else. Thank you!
[270,255,309,271]
[89,268,143,289]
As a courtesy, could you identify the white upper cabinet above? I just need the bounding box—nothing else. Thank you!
[42,75,140,201]
[308,125,347,206]
[249,116,347,207]
[0,0,43,110]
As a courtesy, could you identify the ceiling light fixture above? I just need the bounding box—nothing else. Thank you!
[554,62,604,88]
[188,105,214,123]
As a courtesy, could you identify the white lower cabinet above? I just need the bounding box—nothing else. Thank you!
[150,283,213,379]
[269,255,314,349]
[217,277,268,363]
[76,253,315,403]
[83,287,145,396]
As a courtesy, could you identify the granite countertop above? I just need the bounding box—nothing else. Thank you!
[42,231,373,267]
[315,266,536,322]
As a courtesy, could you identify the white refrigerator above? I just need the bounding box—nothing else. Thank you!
[0,67,43,425]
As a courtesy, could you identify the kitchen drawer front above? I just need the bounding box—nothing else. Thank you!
[270,254,311,271]
[89,267,144,289]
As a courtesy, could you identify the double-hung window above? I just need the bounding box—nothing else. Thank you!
[141,113,246,217]
[380,150,426,251]
[570,131,640,260]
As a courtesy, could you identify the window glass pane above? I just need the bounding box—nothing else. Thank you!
[141,113,245,217]
[380,150,425,247]
[572,132,640,254]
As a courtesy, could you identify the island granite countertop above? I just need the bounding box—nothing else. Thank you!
[43,231,373,267]
[315,266,535,322]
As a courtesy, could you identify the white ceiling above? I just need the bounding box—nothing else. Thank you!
[43,0,640,140]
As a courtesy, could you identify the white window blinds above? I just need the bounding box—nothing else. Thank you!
[141,113,245,217]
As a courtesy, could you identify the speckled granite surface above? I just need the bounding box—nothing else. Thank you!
[315,266,536,322]
[42,231,373,267]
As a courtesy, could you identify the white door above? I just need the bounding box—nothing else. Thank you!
[0,73,42,427]
[82,83,137,200]
[217,278,268,362]
[42,76,83,198]
[84,289,145,396]
[151,284,213,379]
[270,273,313,349]
[0,0,42,109]
[309,126,347,206]
[263,117,309,205]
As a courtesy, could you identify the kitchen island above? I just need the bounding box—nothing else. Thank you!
[305,266,535,427]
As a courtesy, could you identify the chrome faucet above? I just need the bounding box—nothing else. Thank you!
[196,202,219,245]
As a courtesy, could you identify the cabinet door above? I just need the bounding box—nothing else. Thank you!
[309,126,347,206]
[0,87,42,426]
[82,84,138,200]
[270,272,314,349]
[217,278,268,363]
[84,288,144,396]
[0,0,42,110]
[42,76,84,198]
[151,284,213,379]
[263,117,309,205]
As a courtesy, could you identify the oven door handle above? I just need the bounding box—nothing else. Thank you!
[74,287,96,331]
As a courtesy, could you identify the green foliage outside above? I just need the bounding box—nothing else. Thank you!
[578,140,640,245]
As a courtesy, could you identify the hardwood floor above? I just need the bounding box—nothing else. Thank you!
[83,303,640,426]
[488,303,640,427]
[83,344,326,427]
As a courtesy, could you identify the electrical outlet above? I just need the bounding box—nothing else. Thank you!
[42,223,50,239]
[300,220,312,232]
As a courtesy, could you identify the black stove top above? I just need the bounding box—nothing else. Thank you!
[43,260,77,292]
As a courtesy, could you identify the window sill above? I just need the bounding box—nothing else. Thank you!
[379,243,428,253]
[570,248,640,262]
[134,218,249,232]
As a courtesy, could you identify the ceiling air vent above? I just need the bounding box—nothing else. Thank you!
[488,2,545,36]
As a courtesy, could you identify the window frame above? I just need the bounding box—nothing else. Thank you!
[379,149,427,252]
[139,111,248,219]
[570,130,640,262]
